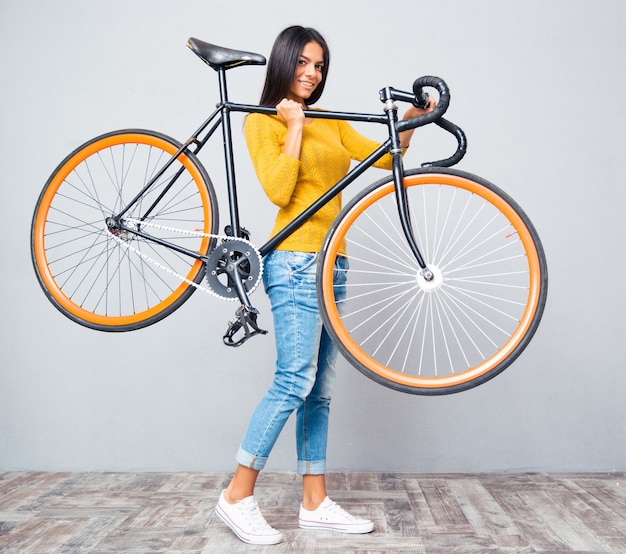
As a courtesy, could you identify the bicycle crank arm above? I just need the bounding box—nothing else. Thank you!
[220,247,268,346]
[222,256,257,309]
[223,305,268,347]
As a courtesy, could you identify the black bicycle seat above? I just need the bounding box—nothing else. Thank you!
[187,37,266,70]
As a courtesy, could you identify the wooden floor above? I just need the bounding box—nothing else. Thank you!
[0,472,625,553]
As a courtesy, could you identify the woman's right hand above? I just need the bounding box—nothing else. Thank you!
[276,98,305,128]
[277,98,305,159]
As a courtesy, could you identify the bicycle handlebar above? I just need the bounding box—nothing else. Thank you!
[395,75,450,132]
[393,75,467,167]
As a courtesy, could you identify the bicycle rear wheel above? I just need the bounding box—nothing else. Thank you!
[31,129,218,331]
[318,167,547,395]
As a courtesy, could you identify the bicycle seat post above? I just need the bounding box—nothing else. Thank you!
[216,66,243,239]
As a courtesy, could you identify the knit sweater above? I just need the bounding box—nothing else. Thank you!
[244,112,396,253]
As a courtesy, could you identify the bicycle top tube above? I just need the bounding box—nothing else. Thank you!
[227,102,389,126]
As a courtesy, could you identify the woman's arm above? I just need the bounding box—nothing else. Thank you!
[276,98,306,159]
[244,113,301,208]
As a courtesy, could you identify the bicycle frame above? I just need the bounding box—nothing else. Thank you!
[115,65,465,277]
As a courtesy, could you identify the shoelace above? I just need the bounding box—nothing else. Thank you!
[318,499,362,522]
[235,497,274,531]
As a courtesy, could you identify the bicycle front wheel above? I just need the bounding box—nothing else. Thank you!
[318,167,547,395]
[31,129,218,331]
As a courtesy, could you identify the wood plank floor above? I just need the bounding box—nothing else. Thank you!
[0,472,625,553]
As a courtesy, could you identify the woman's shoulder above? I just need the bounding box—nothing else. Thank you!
[244,112,284,135]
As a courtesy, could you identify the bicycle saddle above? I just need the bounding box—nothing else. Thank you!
[187,37,266,70]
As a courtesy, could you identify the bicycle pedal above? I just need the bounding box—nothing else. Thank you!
[223,305,267,347]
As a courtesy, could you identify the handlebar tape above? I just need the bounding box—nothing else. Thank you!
[397,75,451,133]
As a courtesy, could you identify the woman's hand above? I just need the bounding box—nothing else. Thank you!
[399,95,437,148]
[277,98,305,159]
[403,95,437,120]
[277,98,305,128]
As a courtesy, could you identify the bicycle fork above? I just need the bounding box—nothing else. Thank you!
[382,89,434,282]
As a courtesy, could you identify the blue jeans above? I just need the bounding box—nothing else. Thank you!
[236,250,348,475]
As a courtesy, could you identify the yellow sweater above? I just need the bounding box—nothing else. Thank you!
[244,112,396,253]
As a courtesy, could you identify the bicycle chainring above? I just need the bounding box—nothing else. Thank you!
[205,239,263,301]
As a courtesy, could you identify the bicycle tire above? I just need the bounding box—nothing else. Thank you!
[317,167,547,395]
[31,129,219,331]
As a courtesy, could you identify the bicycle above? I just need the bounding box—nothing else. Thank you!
[30,37,548,395]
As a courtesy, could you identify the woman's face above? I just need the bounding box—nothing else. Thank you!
[288,41,325,104]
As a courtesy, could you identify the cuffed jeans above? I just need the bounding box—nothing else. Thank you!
[236,250,348,475]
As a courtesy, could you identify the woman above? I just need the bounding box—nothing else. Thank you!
[216,26,434,545]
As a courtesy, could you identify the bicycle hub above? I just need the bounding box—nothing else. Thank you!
[105,217,120,234]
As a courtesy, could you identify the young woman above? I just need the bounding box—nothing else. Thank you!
[216,26,434,545]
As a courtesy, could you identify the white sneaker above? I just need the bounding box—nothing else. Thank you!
[215,490,283,545]
[299,496,374,534]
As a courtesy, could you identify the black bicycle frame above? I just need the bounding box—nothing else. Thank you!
[115,67,462,272]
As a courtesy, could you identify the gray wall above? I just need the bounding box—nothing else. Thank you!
[1,0,625,473]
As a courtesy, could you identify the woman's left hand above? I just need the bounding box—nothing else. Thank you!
[399,96,437,148]
[403,95,437,120]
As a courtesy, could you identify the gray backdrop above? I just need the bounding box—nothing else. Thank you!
[1,0,625,473]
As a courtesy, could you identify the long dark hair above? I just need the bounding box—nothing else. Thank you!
[259,26,330,107]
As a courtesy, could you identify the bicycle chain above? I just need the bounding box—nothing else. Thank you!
[106,217,263,302]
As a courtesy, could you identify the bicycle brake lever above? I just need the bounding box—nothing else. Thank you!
[223,305,268,347]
